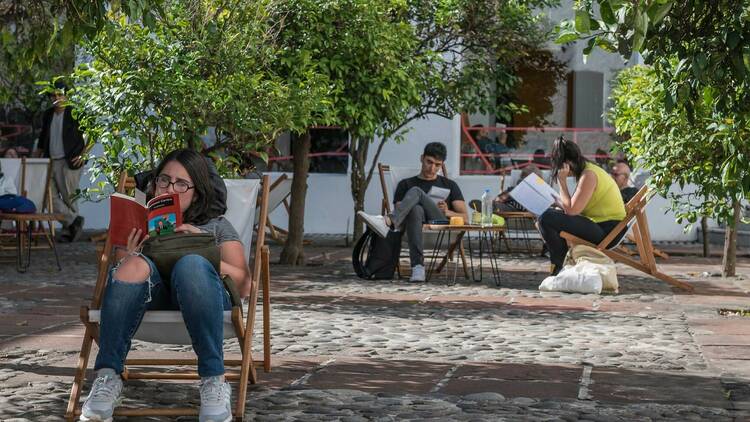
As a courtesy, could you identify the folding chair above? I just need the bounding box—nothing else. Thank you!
[377,163,469,279]
[559,185,693,292]
[66,173,273,421]
[252,174,310,246]
[0,158,65,272]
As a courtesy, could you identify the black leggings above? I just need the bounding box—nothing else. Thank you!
[537,209,624,268]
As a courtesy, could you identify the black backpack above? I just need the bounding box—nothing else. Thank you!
[352,228,403,279]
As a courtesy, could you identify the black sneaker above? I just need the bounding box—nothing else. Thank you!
[540,244,549,258]
[68,216,85,242]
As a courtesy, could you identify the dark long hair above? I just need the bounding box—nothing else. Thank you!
[550,136,588,181]
[153,149,217,225]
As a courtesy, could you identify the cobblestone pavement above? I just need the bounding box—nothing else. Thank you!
[1,240,749,421]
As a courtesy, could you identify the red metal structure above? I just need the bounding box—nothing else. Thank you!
[461,122,614,175]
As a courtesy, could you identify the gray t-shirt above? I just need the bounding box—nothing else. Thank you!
[194,216,241,245]
[49,111,65,159]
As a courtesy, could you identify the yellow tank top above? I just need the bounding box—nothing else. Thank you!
[580,162,626,223]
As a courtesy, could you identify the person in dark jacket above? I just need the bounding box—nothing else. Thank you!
[34,81,89,241]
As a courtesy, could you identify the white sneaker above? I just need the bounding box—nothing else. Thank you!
[357,211,390,238]
[79,368,123,422]
[410,265,426,282]
[199,375,232,422]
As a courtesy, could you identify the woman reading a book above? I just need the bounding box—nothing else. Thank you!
[538,137,626,275]
[81,149,248,422]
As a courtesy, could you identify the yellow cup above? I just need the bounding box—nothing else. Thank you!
[450,216,464,226]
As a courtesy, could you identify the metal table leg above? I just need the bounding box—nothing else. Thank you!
[485,231,502,286]
[48,220,62,271]
[426,230,446,282]
[466,230,478,282]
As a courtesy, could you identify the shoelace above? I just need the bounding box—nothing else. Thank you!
[200,379,226,404]
[91,375,118,401]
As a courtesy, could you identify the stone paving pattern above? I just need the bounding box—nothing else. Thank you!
[1,238,750,421]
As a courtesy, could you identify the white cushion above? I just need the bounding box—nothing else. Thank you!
[88,310,236,345]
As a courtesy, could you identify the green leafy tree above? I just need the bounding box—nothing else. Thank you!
[0,1,76,138]
[0,1,164,131]
[67,0,324,195]
[559,0,750,277]
[353,0,564,237]
[271,0,425,256]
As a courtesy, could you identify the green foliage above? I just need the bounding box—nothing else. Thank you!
[66,0,326,195]
[409,0,562,124]
[272,0,424,141]
[610,65,750,226]
[559,0,750,226]
[0,1,76,123]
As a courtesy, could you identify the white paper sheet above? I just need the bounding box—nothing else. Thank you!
[509,173,560,216]
[428,186,451,204]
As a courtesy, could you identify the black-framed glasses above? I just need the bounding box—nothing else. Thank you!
[155,174,194,193]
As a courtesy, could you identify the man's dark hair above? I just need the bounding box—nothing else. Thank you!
[53,80,68,92]
[423,142,447,161]
[153,148,219,225]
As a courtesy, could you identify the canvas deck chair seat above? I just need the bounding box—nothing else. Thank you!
[253,174,309,245]
[559,185,693,292]
[377,163,469,278]
[66,173,273,421]
[87,309,237,344]
[0,158,65,272]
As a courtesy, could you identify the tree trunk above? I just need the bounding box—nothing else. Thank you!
[280,131,311,266]
[721,199,741,277]
[349,136,369,242]
[701,216,709,258]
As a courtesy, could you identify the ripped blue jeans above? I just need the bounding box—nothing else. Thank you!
[94,254,231,377]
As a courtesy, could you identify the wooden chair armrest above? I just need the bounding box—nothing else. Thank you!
[496,211,535,219]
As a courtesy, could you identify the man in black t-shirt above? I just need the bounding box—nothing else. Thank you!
[359,142,468,282]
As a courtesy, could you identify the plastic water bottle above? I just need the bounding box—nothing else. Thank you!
[481,189,493,227]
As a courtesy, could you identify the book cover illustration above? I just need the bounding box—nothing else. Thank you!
[145,195,179,237]
[109,192,182,246]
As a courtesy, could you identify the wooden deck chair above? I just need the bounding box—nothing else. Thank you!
[252,174,309,245]
[66,173,273,421]
[0,158,65,272]
[559,185,693,292]
[617,236,670,260]
[377,163,469,278]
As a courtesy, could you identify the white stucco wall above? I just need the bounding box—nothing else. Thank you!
[76,115,700,242]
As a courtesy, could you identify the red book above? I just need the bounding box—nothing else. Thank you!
[109,193,183,247]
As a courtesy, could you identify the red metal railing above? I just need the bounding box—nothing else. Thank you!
[461,125,615,175]
[0,124,33,155]
[0,124,32,140]
[256,125,615,175]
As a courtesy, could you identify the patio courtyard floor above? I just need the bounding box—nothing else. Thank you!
[1,237,749,421]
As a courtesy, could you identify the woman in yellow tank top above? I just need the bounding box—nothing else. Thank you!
[538,137,626,275]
